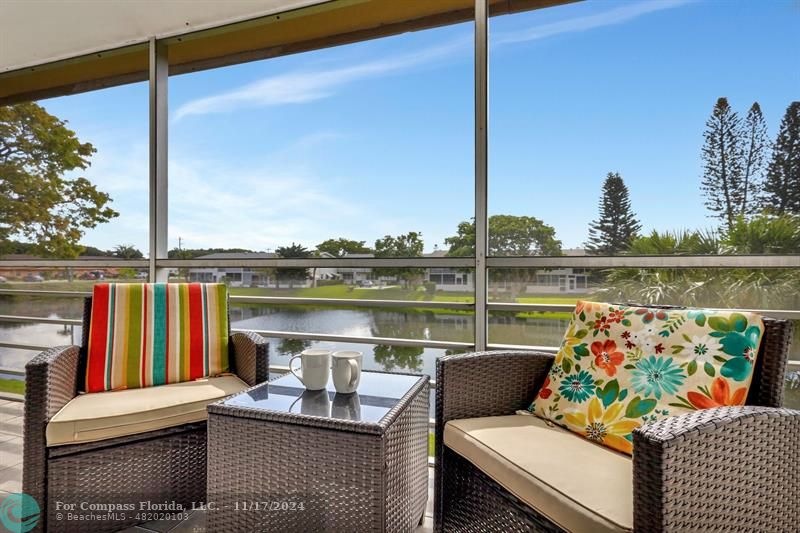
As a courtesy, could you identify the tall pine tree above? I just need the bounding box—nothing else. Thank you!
[739,102,769,216]
[762,101,800,214]
[586,172,641,255]
[701,97,743,229]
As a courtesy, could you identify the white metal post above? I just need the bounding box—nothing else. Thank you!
[474,0,489,351]
[149,38,168,282]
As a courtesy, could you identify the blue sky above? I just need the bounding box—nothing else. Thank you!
[43,0,799,254]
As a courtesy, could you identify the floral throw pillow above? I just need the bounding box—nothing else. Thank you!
[529,301,764,455]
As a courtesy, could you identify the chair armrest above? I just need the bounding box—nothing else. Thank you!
[23,345,81,511]
[633,406,800,532]
[435,350,553,447]
[230,331,269,386]
[434,350,553,530]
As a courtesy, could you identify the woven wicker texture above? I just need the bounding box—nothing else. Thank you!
[434,350,553,532]
[441,447,565,533]
[23,345,80,531]
[435,313,795,533]
[747,317,791,407]
[633,406,800,532]
[230,330,270,386]
[207,373,429,532]
[23,297,269,532]
[47,425,207,533]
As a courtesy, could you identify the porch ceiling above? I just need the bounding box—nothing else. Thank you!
[0,0,572,105]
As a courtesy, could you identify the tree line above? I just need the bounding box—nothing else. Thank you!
[703,99,800,224]
[2,98,797,265]
[586,99,800,256]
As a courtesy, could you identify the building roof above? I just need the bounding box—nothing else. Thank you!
[424,250,449,258]
[195,252,277,259]
[0,254,123,261]
[0,0,561,105]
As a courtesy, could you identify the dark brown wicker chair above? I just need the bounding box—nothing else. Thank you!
[23,297,269,533]
[434,315,797,532]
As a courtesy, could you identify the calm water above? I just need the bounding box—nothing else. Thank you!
[3,297,798,410]
[0,297,569,378]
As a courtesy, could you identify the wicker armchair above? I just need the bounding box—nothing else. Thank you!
[434,316,798,532]
[23,297,269,533]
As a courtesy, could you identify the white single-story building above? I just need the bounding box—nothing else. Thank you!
[188,252,339,288]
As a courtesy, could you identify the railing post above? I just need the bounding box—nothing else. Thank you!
[149,38,169,282]
[474,0,489,351]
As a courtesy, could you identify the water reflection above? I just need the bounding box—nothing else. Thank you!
[2,297,799,409]
[0,299,572,377]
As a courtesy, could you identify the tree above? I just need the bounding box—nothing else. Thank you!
[444,215,561,256]
[165,247,253,259]
[443,221,477,257]
[585,172,641,255]
[80,245,112,257]
[373,344,424,372]
[701,97,744,229]
[762,101,800,214]
[445,216,560,299]
[0,102,118,258]
[169,239,194,281]
[371,314,425,371]
[275,243,311,288]
[374,232,424,287]
[628,229,719,256]
[598,217,800,311]
[279,338,312,357]
[316,238,371,257]
[723,214,800,254]
[113,244,143,259]
[739,102,769,215]
[489,215,561,256]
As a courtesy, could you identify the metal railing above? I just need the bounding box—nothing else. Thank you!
[1,285,798,360]
[1,253,799,407]
[2,253,799,270]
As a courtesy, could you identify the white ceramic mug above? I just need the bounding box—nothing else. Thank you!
[331,351,362,394]
[289,349,331,391]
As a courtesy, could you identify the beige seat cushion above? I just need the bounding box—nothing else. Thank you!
[444,414,633,533]
[46,375,249,446]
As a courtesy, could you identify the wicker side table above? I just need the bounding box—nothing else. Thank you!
[206,370,429,532]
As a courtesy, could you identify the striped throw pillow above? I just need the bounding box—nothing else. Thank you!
[86,283,230,392]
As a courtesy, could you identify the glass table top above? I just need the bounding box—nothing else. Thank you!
[222,371,425,425]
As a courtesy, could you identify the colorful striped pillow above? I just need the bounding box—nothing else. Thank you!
[86,283,230,392]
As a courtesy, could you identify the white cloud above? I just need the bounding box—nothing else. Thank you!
[84,142,149,193]
[78,0,698,252]
[493,0,694,46]
[174,1,693,120]
[173,38,467,121]
[165,134,364,250]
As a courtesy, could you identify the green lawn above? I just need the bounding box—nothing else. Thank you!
[0,378,24,395]
[515,296,584,305]
[231,284,589,310]
[2,279,588,323]
[231,283,473,302]
[0,280,99,292]
[230,285,593,319]
[3,280,587,313]
[230,284,475,315]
